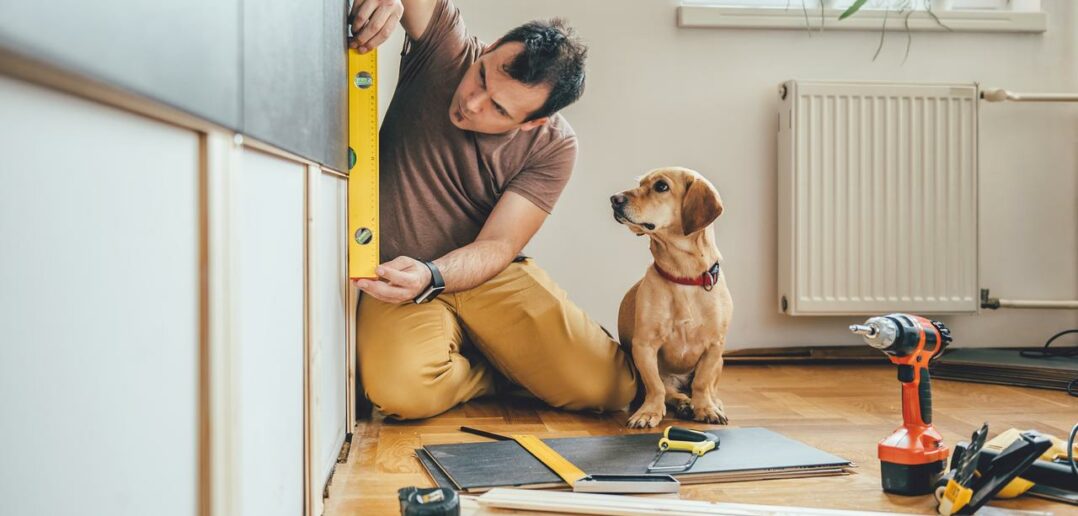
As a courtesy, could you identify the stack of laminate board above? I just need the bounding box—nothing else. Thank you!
[416,427,852,493]
[930,348,1078,392]
[463,488,909,515]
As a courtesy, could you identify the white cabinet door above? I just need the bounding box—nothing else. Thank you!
[315,173,348,485]
[0,76,200,516]
[234,149,305,516]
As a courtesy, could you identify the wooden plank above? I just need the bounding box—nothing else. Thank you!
[305,163,322,516]
[471,488,908,516]
[198,131,211,516]
[206,131,241,516]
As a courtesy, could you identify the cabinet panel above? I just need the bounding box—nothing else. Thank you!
[0,76,200,516]
[322,0,349,171]
[0,0,241,127]
[234,149,306,516]
[243,0,328,167]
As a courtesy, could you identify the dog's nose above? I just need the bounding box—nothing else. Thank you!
[610,194,628,207]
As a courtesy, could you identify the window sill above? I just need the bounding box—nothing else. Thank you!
[677,5,1047,33]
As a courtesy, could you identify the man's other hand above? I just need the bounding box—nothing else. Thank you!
[352,256,432,304]
[348,0,403,53]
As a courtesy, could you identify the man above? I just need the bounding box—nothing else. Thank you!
[348,0,637,419]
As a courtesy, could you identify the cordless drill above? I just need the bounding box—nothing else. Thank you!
[850,313,953,496]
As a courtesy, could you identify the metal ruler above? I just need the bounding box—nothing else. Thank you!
[347,48,379,280]
[510,434,589,487]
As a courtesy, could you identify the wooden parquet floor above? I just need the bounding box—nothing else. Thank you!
[324,364,1078,515]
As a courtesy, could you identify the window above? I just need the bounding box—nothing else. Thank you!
[678,0,1046,32]
[680,0,1041,11]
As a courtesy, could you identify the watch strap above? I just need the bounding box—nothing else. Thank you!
[425,261,445,290]
[414,261,445,304]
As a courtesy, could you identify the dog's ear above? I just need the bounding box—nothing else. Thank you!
[681,178,723,235]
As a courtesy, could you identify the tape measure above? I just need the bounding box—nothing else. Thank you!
[398,486,459,516]
[347,48,380,280]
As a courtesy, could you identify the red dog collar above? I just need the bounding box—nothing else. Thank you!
[654,262,722,291]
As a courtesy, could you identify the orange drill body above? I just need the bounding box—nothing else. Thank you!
[851,313,952,495]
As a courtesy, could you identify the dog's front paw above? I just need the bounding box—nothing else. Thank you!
[675,399,695,421]
[627,404,665,428]
[693,401,729,425]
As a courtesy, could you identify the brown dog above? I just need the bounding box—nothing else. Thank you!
[612,167,733,429]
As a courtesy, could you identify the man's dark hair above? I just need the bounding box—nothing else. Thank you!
[493,19,587,121]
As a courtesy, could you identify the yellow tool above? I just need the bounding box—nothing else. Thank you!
[511,434,589,486]
[936,424,987,516]
[986,427,1078,497]
[647,426,721,473]
[347,48,380,280]
[935,424,1054,516]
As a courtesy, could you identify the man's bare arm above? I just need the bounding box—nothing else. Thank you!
[354,191,548,303]
[348,0,437,53]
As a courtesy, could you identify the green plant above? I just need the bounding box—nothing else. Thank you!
[840,0,952,61]
[789,0,953,61]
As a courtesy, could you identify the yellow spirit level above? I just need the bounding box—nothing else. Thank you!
[347,48,379,280]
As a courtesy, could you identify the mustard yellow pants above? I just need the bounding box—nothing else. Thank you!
[357,258,638,419]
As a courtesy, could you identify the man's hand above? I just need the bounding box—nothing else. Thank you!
[348,0,404,53]
[352,256,432,304]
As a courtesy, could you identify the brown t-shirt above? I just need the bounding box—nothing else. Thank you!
[378,0,578,262]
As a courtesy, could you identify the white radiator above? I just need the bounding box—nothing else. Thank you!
[777,81,979,315]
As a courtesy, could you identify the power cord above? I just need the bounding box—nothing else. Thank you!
[1069,424,1078,480]
[1069,423,1077,480]
[1019,329,1078,397]
[1016,331,1077,480]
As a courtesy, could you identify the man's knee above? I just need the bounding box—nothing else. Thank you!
[363,369,455,420]
[355,297,463,419]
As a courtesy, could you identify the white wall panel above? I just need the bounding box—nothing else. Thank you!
[234,149,305,516]
[0,75,199,516]
[316,173,348,485]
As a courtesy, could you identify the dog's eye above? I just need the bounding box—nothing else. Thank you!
[653,181,669,193]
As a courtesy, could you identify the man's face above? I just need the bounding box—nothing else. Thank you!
[449,42,552,134]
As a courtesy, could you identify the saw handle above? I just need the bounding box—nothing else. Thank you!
[660,427,719,455]
[666,426,711,443]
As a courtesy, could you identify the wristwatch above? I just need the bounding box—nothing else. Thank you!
[413,261,445,304]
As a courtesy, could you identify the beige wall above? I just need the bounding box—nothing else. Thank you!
[379,0,1077,350]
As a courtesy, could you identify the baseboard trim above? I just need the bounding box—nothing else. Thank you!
[725,346,886,364]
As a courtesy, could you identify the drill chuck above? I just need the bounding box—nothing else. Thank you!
[849,316,899,351]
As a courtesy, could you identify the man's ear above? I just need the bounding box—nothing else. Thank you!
[519,117,549,131]
[482,38,501,55]
[681,178,723,235]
